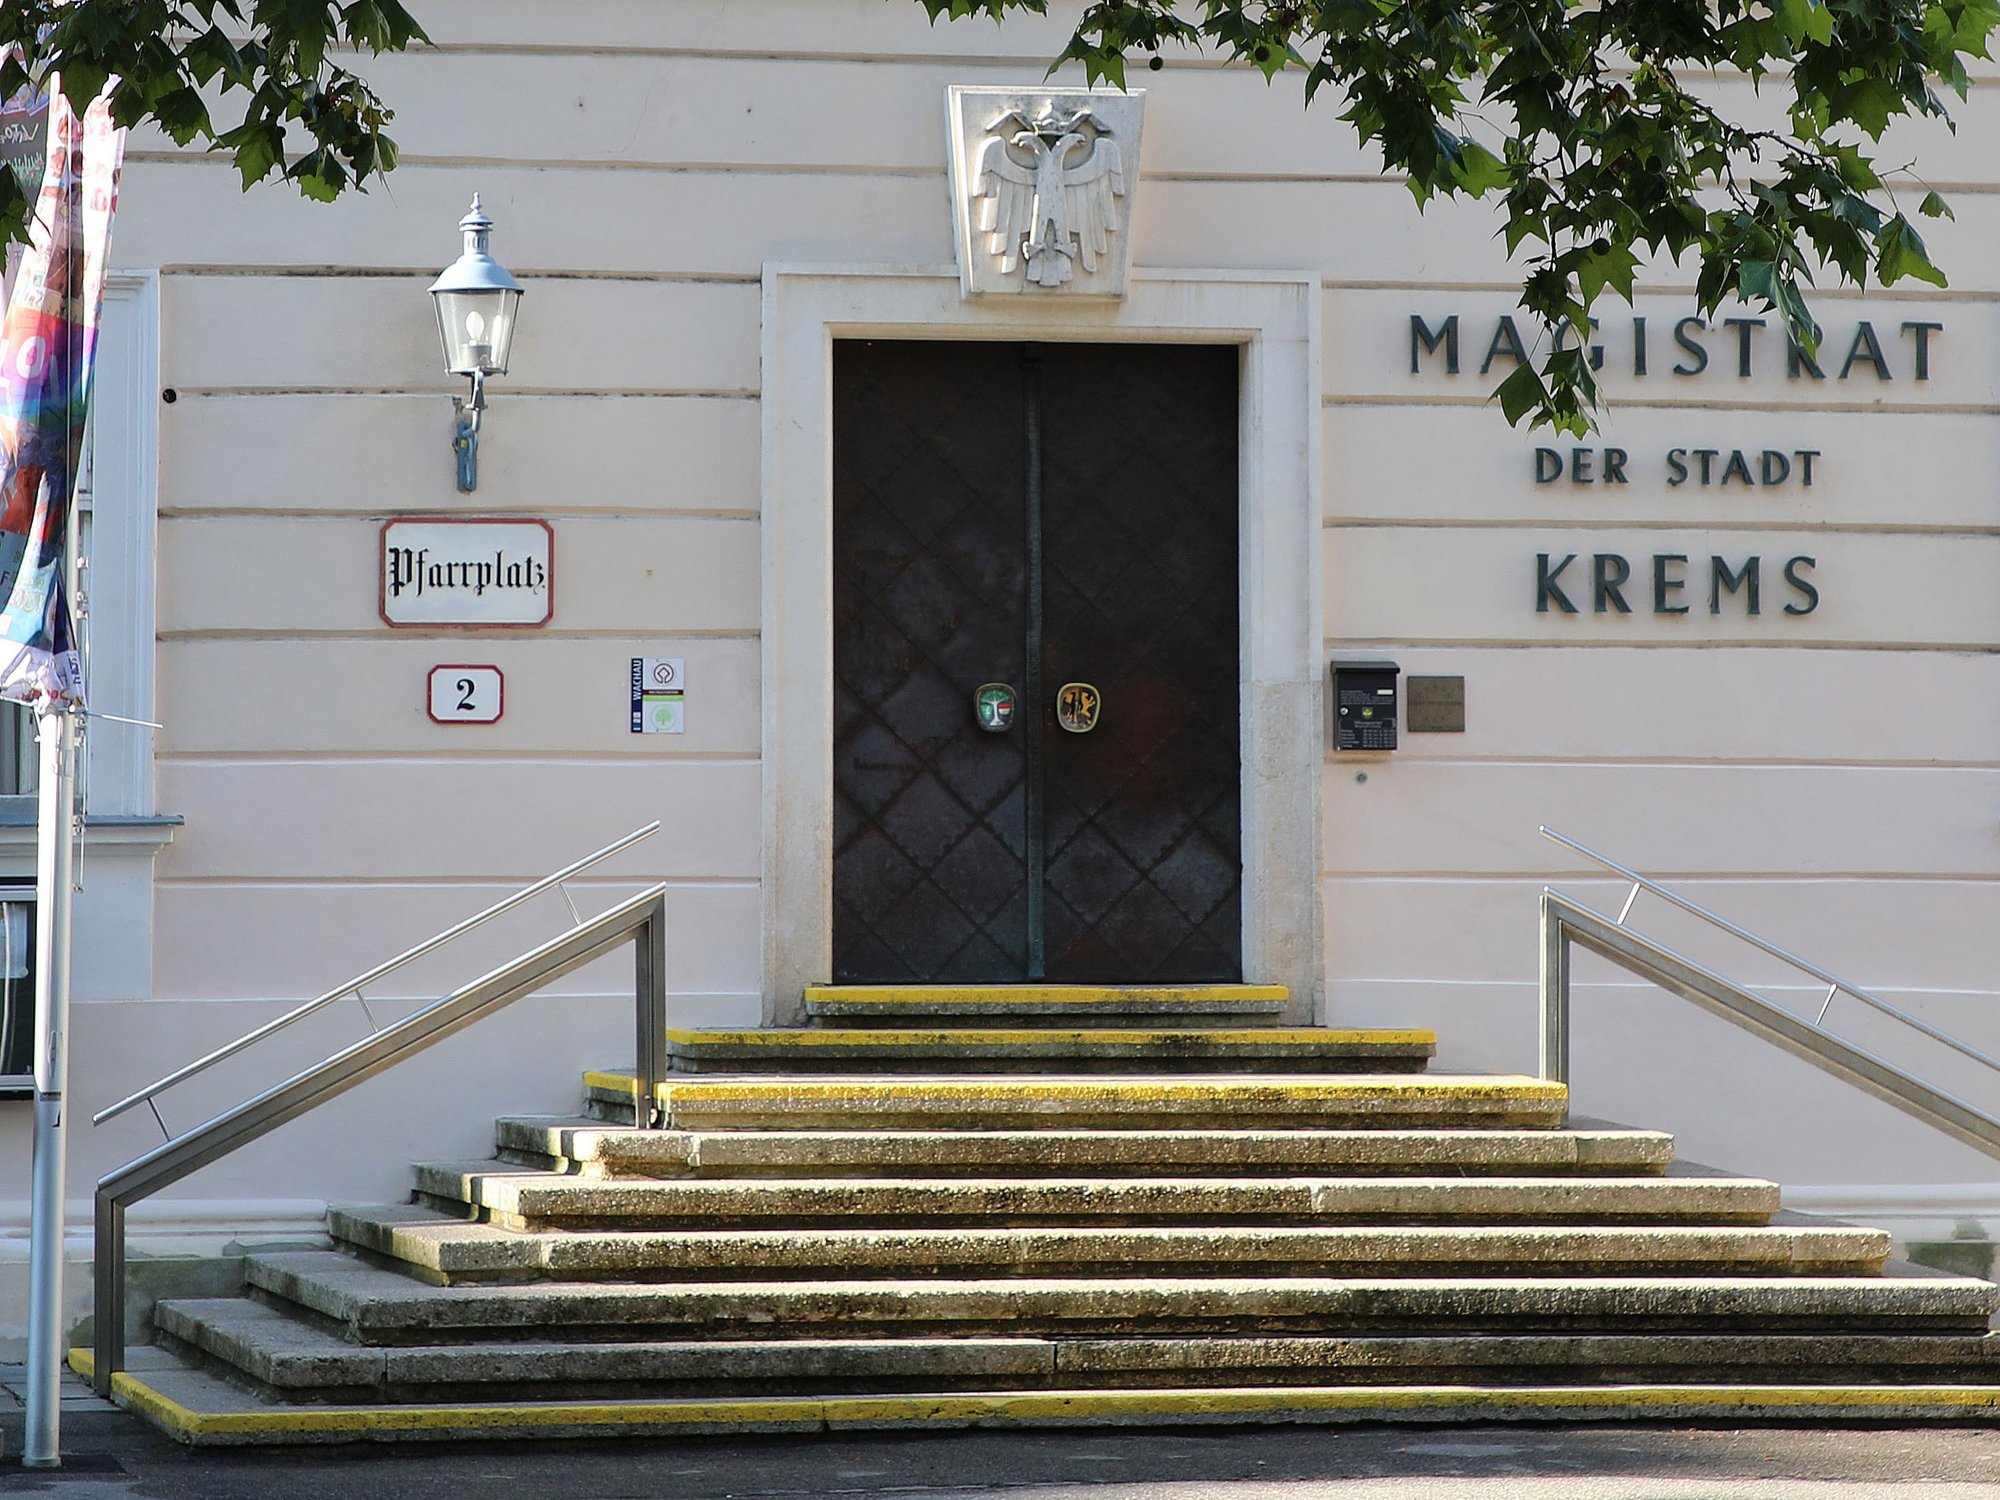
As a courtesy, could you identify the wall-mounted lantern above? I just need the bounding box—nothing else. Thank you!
[428,195,523,492]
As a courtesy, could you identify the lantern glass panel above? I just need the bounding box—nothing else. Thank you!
[433,287,521,376]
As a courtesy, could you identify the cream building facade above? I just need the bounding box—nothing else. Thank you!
[2,0,1998,1337]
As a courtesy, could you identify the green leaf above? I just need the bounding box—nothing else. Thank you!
[1877,214,1949,287]
[1777,0,1837,44]
[1451,139,1508,194]
[219,119,285,187]
[1919,189,1955,219]
[1576,241,1640,304]
[1494,362,1548,427]
[0,173,27,250]
[153,86,212,144]
[1772,274,1817,352]
[1830,191,1885,234]
[290,147,346,202]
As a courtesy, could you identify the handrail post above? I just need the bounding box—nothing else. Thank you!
[92,1192,122,1397]
[86,884,669,1397]
[1541,885,2000,1164]
[1539,890,1570,1116]
[634,897,667,1128]
[1542,825,2000,1089]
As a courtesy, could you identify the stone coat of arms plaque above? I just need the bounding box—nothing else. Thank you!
[948,84,1146,298]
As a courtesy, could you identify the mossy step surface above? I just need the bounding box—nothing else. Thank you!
[333,1201,1885,1281]
[407,1160,1782,1228]
[495,1117,1677,1178]
[148,1297,2000,1403]
[85,1345,2000,1449]
[89,1352,2000,1447]
[802,985,1290,1027]
[153,1298,1055,1396]
[583,1071,1568,1130]
[663,1027,1433,1074]
[239,1250,1998,1341]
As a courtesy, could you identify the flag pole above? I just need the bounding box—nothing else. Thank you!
[22,702,76,1469]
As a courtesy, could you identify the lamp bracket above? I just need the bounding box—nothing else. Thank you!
[451,375,485,493]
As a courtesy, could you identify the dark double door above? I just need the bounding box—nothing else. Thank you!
[832,340,1241,984]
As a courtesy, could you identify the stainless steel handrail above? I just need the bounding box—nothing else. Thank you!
[94,822,660,1127]
[1542,826,2000,1079]
[91,883,670,1396]
[1539,831,2000,1163]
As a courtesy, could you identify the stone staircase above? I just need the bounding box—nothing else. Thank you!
[105,985,2000,1443]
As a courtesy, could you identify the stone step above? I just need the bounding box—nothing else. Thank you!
[239,1250,1998,1343]
[331,1202,1888,1282]
[801,984,1290,1027]
[663,1027,1435,1074]
[493,1117,1677,1178]
[150,1295,2000,1404]
[583,1071,1568,1130]
[80,1344,2000,1445]
[406,1161,1783,1230]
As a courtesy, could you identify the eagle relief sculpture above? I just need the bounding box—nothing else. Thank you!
[948,86,1145,298]
[976,106,1124,288]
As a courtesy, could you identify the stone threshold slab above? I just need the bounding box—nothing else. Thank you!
[661,1028,1434,1073]
[801,986,1293,1023]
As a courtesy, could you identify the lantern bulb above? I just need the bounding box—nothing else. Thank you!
[464,310,486,341]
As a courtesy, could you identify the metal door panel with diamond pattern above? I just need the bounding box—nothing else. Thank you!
[832,340,1240,983]
[1041,343,1240,981]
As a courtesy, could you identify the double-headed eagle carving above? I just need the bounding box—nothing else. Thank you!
[973,106,1125,289]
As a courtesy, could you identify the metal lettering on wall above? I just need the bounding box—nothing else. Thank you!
[1408,310,1942,386]
[1401,303,1954,622]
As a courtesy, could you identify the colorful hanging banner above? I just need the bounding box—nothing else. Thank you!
[0,76,124,707]
[0,60,51,311]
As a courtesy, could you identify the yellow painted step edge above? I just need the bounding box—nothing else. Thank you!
[805,985,1289,1005]
[664,1028,1437,1048]
[72,1351,2000,1442]
[586,1071,1565,1104]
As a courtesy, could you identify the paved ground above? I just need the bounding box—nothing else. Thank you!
[5,1366,2000,1500]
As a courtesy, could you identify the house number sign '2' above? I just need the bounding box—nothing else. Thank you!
[427,664,503,724]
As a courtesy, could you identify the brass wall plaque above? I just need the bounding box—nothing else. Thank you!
[1406,675,1466,733]
[1055,682,1101,733]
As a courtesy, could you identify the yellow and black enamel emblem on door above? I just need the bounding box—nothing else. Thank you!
[1055,682,1100,734]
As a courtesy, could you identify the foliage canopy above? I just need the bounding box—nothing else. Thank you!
[923,0,1999,430]
[3,0,1995,429]
[0,2,422,241]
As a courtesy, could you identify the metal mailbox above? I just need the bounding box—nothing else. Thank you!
[1331,659,1400,752]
